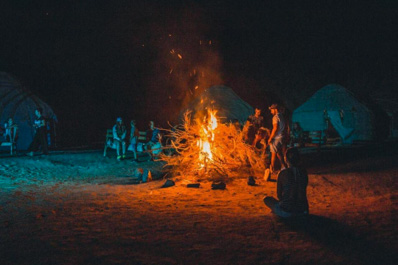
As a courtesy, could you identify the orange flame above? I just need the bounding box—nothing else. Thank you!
[197,109,218,168]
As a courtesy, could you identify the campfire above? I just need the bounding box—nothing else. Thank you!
[160,109,266,181]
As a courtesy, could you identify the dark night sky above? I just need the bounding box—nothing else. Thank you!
[1,0,397,147]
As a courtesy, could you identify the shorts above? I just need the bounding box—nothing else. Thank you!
[269,137,283,153]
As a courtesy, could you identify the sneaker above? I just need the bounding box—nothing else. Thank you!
[26,151,34,157]
[117,155,121,161]
[122,154,126,159]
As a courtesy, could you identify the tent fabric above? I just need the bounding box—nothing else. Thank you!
[179,85,254,124]
[292,84,374,144]
[0,72,56,150]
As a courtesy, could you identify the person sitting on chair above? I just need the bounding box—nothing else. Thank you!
[27,108,48,156]
[128,119,139,161]
[3,118,18,143]
[290,122,304,147]
[113,117,127,161]
[146,121,161,152]
[263,147,309,218]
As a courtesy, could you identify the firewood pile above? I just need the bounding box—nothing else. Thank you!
[159,110,266,181]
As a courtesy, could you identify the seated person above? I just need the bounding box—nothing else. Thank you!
[263,147,309,218]
[248,108,264,145]
[128,120,139,160]
[242,120,257,145]
[113,117,127,161]
[290,122,304,147]
[2,118,18,143]
[146,121,161,154]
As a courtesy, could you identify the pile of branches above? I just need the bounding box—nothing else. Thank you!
[159,112,266,181]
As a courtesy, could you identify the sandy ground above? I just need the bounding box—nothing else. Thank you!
[0,144,397,265]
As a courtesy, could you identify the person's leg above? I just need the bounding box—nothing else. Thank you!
[27,132,40,154]
[122,141,126,158]
[270,152,276,173]
[263,196,279,212]
[263,197,293,218]
[132,143,137,160]
[39,128,48,155]
[115,140,121,158]
[276,150,286,170]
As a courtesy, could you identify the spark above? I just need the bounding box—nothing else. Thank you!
[178,54,182,59]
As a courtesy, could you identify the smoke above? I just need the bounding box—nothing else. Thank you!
[143,5,224,126]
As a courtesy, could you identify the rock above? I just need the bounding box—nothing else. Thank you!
[211,181,226,190]
[187,183,200,188]
[161,179,175,188]
[247,176,256,186]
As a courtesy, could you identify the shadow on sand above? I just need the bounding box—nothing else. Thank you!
[279,214,397,265]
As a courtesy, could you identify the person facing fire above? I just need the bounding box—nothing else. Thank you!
[267,104,287,176]
[27,108,48,156]
[263,147,309,218]
[113,117,127,161]
[146,121,161,151]
[246,108,264,145]
[129,119,139,161]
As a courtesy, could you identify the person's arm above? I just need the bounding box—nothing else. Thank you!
[39,118,46,128]
[112,126,119,140]
[121,127,126,140]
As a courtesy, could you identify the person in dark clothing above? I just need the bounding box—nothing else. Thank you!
[263,147,309,217]
[247,108,264,146]
[27,108,48,156]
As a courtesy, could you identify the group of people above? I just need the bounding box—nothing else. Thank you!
[0,108,49,156]
[244,104,309,218]
[112,117,161,161]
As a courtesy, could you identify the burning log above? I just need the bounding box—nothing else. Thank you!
[160,110,266,181]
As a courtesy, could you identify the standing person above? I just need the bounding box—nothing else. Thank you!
[263,147,309,218]
[27,108,48,156]
[267,104,287,177]
[129,120,139,161]
[113,117,127,161]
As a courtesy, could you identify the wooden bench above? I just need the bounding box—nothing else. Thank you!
[1,126,18,155]
[305,130,325,150]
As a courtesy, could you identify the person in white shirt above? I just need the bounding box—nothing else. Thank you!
[267,104,287,178]
[113,117,127,161]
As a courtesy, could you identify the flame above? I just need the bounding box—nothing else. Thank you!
[197,109,218,168]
